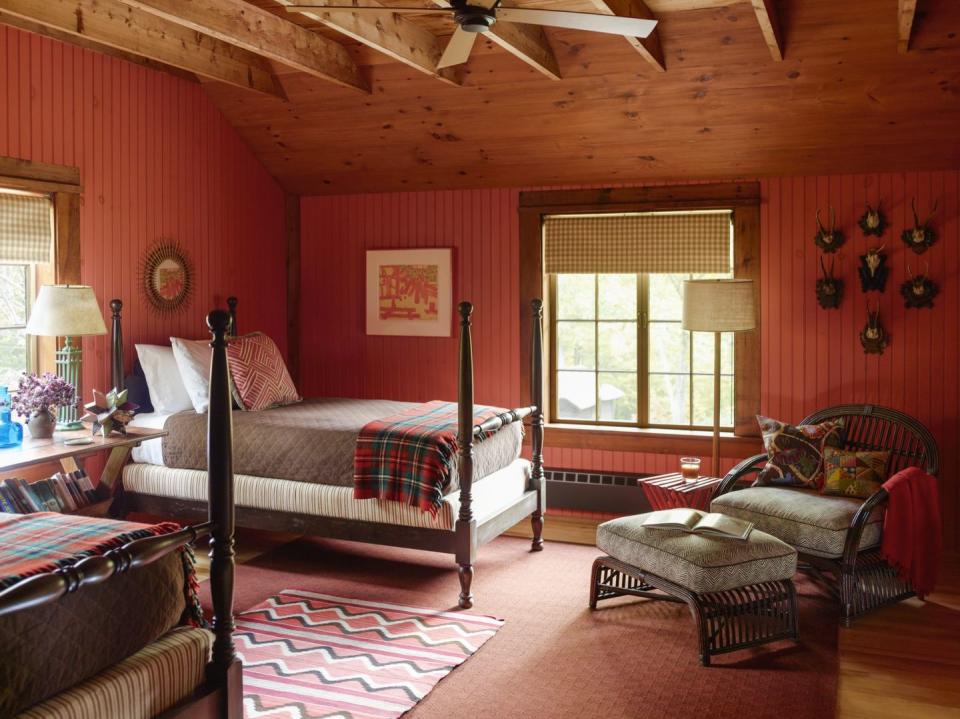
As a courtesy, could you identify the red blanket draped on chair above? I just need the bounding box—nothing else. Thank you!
[880,467,942,598]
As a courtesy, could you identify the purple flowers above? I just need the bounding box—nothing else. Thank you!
[11,372,77,418]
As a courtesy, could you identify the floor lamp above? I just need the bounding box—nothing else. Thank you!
[681,279,756,476]
[26,285,107,430]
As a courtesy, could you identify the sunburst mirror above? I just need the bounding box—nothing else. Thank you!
[140,240,193,313]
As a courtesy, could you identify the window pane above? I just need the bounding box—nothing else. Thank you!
[598,274,636,320]
[0,328,27,391]
[556,321,595,370]
[556,274,595,319]
[598,322,637,371]
[692,331,734,374]
[648,322,689,373]
[0,265,27,327]
[693,375,734,427]
[598,372,637,422]
[648,274,684,321]
[648,373,690,426]
[557,371,596,421]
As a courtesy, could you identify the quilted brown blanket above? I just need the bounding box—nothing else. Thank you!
[160,397,523,491]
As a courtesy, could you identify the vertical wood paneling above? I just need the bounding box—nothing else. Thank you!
[302,172,960,549]
[0,25,287,400]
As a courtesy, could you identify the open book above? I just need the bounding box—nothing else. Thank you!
[642,509,754,541]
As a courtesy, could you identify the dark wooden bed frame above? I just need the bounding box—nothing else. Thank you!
[0,310,242,718]
[112,296,546,610]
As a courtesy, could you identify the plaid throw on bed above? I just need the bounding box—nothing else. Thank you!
[354,400,504,515]
[0,512,204,626]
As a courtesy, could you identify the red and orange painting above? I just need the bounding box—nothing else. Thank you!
[378,264,439,321]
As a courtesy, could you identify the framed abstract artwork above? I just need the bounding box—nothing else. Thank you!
[366,248,453,337]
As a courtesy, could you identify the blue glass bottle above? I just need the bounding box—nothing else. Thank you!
[0,386,23,449]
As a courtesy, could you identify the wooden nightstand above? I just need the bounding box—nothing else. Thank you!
[0,426,167,517]
[638,472,725,512]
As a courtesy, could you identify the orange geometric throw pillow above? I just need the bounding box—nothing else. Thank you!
[226,332,301,411]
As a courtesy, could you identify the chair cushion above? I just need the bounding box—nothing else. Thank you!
[711,487,884,559]
[596,513,797,594]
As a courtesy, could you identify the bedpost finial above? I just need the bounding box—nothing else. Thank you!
[458,301,473,322]
[207,309,231,337]
[110,298,122,316]
[531,298,543,317]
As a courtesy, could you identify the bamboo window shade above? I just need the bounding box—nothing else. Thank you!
[0,191,54,264]
[543,211,732,274]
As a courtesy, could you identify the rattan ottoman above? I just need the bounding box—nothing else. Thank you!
[591,513,800,665]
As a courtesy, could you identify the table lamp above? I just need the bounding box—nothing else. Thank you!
[682,279,756,476]
[25,285,107,430]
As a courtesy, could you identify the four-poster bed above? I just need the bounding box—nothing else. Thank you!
[111,297,546,609]
[0,310,241,718]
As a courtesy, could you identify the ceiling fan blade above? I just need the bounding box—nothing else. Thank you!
[437,27,478,69]
[285,5,454,14]
[495,8,656,37]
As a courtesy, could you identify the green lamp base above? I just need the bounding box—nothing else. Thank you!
[56,420,85,431]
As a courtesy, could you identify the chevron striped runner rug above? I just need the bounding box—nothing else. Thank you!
[234,590,504,719]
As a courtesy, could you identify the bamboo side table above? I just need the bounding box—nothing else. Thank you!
[0,426,166,517]
[638,472,725,511]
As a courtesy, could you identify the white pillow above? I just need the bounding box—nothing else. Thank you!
[170,337,212,414]
[134,344,193,414]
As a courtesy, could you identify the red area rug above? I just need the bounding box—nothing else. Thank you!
[235,590,502,718]
[205,536,838,719]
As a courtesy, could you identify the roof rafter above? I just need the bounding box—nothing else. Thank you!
[897,0,918,53]
[0,0,287,98]
[584,0,664,72]
[118,0,369,93]
[750,0,783,61]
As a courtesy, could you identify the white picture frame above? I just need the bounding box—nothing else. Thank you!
[365,248,453,337]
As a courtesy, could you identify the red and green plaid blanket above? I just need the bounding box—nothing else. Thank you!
[0,512,204,626]
[353,400,504,515]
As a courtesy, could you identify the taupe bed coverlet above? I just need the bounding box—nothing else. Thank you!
[161,397,523,493]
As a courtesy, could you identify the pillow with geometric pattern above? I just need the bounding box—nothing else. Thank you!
[226,332,301,412]
[753,415,845,490]
[821,448,890,499]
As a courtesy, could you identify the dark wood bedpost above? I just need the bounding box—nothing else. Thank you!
[530,299,545,551]
[206,308,243,717]
[110,299,124,391]
[455,301,477,610]
[226,296,238,337]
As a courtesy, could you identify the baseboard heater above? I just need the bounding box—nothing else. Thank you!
[545,468,653,515]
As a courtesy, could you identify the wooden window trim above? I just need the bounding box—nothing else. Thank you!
[519,182,762,454]
[1,156,82,374]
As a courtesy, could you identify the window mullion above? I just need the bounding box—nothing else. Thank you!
[593,275,599,423]
[638,273,647,429]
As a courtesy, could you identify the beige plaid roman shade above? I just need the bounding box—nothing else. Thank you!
[0,191,54,264]
[543,211,732,274]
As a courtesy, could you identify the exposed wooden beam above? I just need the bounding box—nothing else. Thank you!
[0,0,286,99]
[584,0,664,72]
[750,0,783,61]
[0,12,200,85]
[118,0,368,93]
[429,0,561,80]
[278,0,462,87]
[898,0,919,53]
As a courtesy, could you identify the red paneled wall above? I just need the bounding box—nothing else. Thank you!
[301,173,959,549]
[0,25,287,397]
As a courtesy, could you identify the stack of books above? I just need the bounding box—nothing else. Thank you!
[0,470,99,514]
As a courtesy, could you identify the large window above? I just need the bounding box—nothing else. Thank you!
[552,271,734,430]
[0,263,32,389]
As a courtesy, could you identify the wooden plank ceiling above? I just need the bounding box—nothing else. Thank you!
[3,0,959,194]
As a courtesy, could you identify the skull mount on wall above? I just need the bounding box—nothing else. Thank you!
[814,207,844,253]
[816,255,843,309]
[860,303,889,355]
[858,202,887,237]
[900,263,939,309]
[901,198,938,254]
[857,244,888,292]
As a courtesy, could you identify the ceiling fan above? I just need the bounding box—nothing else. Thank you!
[285,0,657,69]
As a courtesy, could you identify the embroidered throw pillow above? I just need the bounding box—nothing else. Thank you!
[226,332,301,411]
[821,448,890,499]
[753,415,844,489]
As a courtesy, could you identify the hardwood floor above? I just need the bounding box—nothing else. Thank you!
[203,517,960,718]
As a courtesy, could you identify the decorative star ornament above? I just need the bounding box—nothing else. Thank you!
[81,388,139,437]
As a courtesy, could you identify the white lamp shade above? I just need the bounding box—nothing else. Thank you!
[26,285,107,337]
[682,279,756,333]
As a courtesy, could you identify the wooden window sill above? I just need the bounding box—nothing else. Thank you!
[543,423,763,457]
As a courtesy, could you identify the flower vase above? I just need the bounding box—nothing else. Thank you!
[26,411,56,439]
